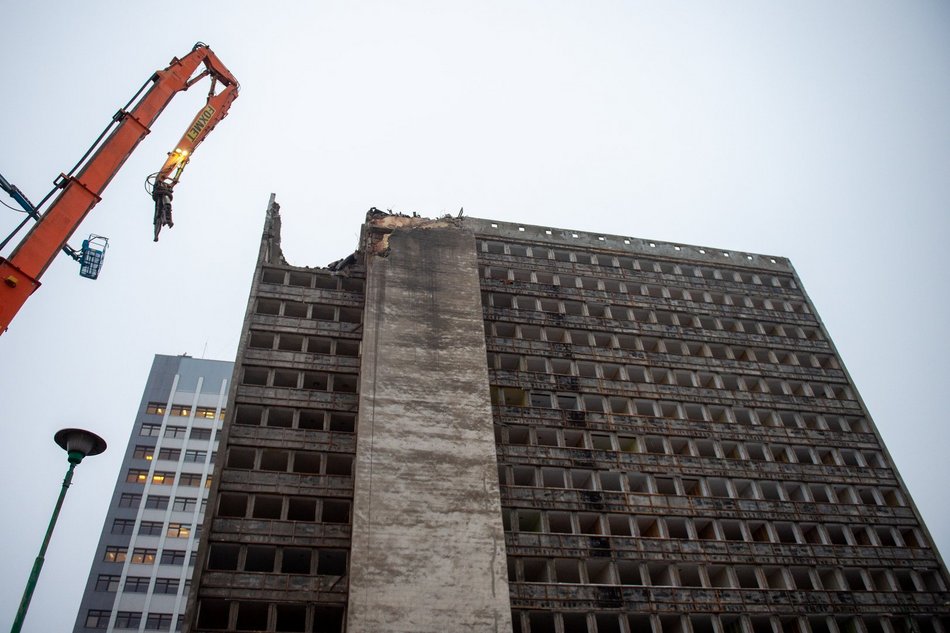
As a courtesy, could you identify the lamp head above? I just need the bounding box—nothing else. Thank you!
[54,428,107,464]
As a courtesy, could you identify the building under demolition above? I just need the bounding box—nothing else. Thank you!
[184,197,950,633]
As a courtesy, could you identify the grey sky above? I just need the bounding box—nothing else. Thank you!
[2,2,948,631]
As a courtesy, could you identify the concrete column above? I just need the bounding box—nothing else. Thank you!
[348,225,512,633]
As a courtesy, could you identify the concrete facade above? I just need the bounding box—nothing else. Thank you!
[185,200,950,633]
[73,354,232,633]
[348,225,511,632]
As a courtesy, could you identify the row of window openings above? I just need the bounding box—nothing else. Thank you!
[140,424,216,440]
[118,492,206,512]
[242,367,358,393]
[506,557,945,593]
[233,405,356,433]
[144,402,224,419]
[248,331,360,357]
[496,373,853,406]
[494,389,862,432]
[226,447,353,476]
[501,468,900,510]
[477,240,797,290]
[217,492,350,524]
[504,508,920,548]
[255,299,362,324]
[85,611,179,632]
[95,574,187,594]
[260,267,364,293]
[133,445,214,463]
[488,307,824,346]
[125,469,210,488]
[112,519,198,538]
[490,350,839,378]
[196,600,344,633]
[499,427,887,470]
[491,327,834,372]
[103,546,196,566]
[483,273,811,316]
[499,611,943,633]
[206,544,347,576]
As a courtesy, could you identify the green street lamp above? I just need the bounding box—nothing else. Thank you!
[10,428,107,633]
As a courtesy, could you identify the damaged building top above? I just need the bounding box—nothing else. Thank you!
[182,196,950,633]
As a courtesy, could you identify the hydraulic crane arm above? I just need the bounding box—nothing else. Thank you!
[0,42,238,334]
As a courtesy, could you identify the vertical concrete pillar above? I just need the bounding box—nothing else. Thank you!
[348,225,512,633]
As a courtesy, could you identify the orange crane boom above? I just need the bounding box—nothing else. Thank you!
[0,42,238,334]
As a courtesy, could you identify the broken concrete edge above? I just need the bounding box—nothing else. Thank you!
[362,207,465,258]
[264,199,466,272]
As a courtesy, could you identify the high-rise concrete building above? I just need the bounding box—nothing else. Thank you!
[74,354,232,633]
[186,198,949,633]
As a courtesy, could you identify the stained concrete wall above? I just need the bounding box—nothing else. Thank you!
[348,225,512,633]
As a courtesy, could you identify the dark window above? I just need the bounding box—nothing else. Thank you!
[154,578,180,594]
[124,576,151,592]
[139,521,164,536]
[145,495,170,510]
[115,612,142,628]
[118,492,142,508]
[85,610,111,629]
[95,574,121,592]
[145,613,173,630]
[112,519,135,535]
[160,549,186,565]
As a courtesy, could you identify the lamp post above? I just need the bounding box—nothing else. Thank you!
[10,428,106,633]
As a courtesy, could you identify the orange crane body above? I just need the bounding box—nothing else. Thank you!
[0,43,238,333]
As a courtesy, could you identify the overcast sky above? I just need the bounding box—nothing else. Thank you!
[2,2,949,631]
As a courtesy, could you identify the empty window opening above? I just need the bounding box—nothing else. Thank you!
[217,492,248,518]
[318,549,347,576]
[522,558,548,582]
[253,495,282,519]
[555,559,581,583]
[244,547,276,572]
[328,412,355,432]
[207,544,240,570]
[322,500,350,523]
[281,548,312,574]
[260,450,289,471]
[287,497,317,521]
[275,604,307,633]
[197,600,230,630]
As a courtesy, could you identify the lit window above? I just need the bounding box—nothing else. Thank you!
[103,546,127,563]
[151,472,176,486]
[127,469,149,484]
[131,548,157,564]
[145,402,166,415]
[133,446,154,460]
[166,523,191,538]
